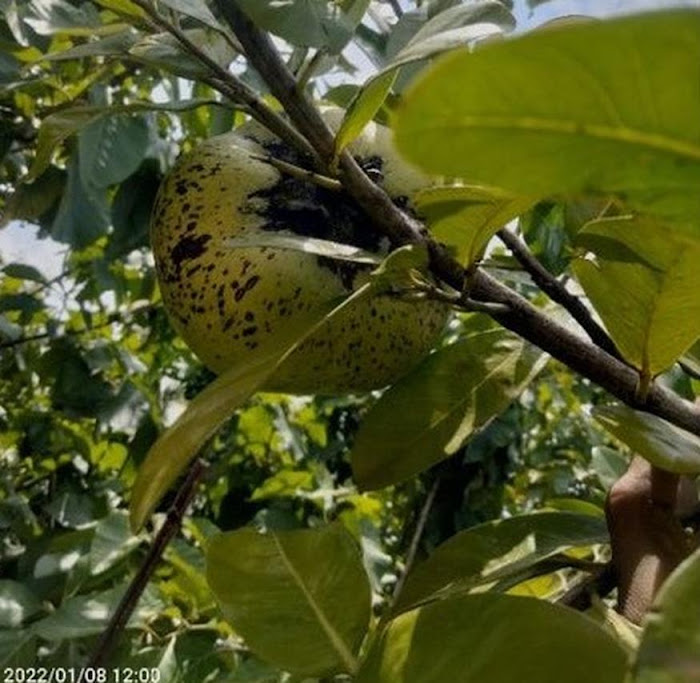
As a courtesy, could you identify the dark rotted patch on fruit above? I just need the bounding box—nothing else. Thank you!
[247,142,395,290]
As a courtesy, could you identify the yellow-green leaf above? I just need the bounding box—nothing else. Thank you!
[414,184,534,264]
[573,216,700,376]
[351,315,546,490]
[206,524,370,676]
[395,10,700,237]
[358,593,626,683]
[593,404,700,475]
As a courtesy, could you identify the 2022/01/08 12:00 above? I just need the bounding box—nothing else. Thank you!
[2,669,162,683]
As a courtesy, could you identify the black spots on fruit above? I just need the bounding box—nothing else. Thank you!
[169,234,212,276]
[233,274,260,302]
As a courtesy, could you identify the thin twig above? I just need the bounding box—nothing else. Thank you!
[497,228,621,359]
[128,0,318,162]
[250,154,342,191]
[387,0,404,19]
[87,460,206,667]
[391,477,440,607]
[213,0,700,440]
[557,562,616,611]
[0,303,156,350]
[296,49,327,91]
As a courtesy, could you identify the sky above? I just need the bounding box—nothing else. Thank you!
[1,0,698,280]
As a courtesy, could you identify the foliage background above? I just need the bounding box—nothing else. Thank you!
[1,0,699,679]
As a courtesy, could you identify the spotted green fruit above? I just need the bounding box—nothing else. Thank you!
[151,111,449,394]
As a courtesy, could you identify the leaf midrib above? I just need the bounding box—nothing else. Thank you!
[271,532,359,675]
[411,116,700,162]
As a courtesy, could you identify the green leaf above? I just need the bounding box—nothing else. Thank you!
[235,0,370,53]
[351,316,546,490]
[0,580,43,628]
[250,470,315,501]
[23,0,101,36]
[206,524,370,676]
[2,263,48,284]
[89,511,141,575]
[129,247,426,530]
[158,0,226,32]
[357,593,627,683]
[573,216,700,376]
[334,71,398,157]
[32,585,164,640]
[590,446,629,491]
[634,546,700,682]
[50,156,110,249]
[108,160,161,257]
[92,0,145,19]
[682,340,700,377]
[414,184,534,264]
[26,100,223,181]
[1,165,66,227]
[394,511,608,614]
[78,115,150,189]
[0,629,37,667]
[0,293,43,316]
[129,29,236,78]
[335,1,513,153]
[593,404,700,475]
[42,29,139,61]
[42,338,114,416]
[394,10,700,236]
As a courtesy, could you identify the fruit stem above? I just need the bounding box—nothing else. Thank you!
[250,154,343,192]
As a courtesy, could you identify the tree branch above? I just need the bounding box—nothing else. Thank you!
[497,228,621,359]
[87,460,206,667]
[0,303,156,350]
[213,1,700,440]
[129,0,317,161]
[470,269,700,436]
[391,477,440,607]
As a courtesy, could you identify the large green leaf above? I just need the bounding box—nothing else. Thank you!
[158,0,226,32]
[414,184,534,264]
[351,315,546,490]
[235,0,370,53]
[593,404,700,474]
[394,511,608,614]
[89,511,141,575]
[573,216,700,376]
[634,547,700,682]
[206,524,370,677]
[357,593,627,683]
[78,114,150,190]
[335,1,513,153]
[26,100,223,181]
[32,585,164,640]
[41,29,139,61]
[394,10,700,236]
[49,155,111,249]
[0,581,43,628]
[129,29,236,78]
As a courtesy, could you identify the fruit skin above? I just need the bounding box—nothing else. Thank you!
[151,110,449,394]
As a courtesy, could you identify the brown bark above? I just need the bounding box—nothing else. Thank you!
[606,457,698,623]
